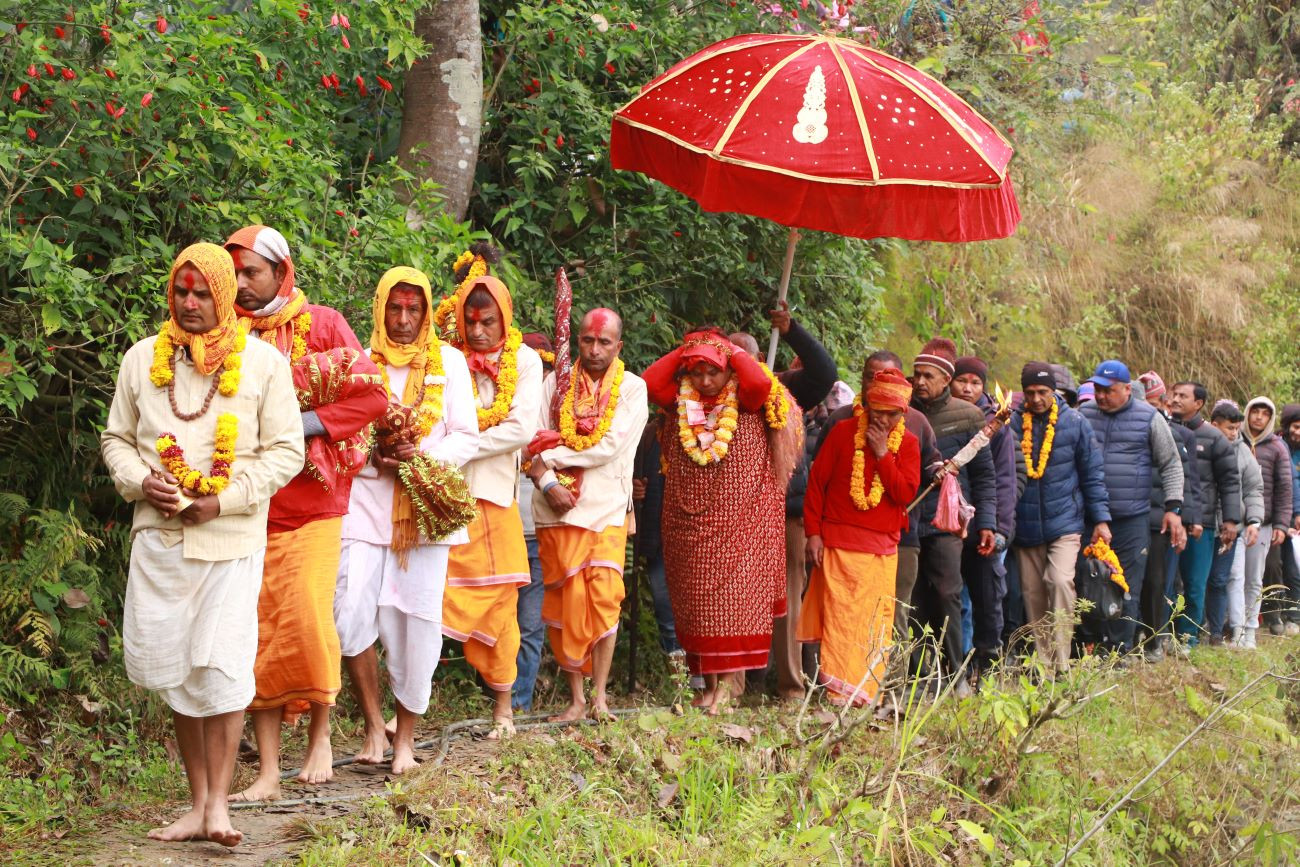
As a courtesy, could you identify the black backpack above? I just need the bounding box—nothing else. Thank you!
[1076,553,1126,621]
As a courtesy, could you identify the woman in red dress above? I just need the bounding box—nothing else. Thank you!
[642,328,802,713]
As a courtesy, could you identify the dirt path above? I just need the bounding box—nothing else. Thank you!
[82,723,507,866]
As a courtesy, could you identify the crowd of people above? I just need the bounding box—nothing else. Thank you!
[100,229,1300,847]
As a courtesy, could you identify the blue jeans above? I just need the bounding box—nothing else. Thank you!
[1203,538,1238,640]
[1176,531,1217,645]
[646,554,681,655]
[1100,514,1150,652]
[512,538,546,711]
[959,584,974,658]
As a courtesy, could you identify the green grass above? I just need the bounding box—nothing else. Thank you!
[283,640,1299,866]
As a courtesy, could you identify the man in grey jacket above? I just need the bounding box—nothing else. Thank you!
[1078,361,1185,655]
[1237,397,1291,648]
[1167,381,1242,647]
[1205,401,1264,646]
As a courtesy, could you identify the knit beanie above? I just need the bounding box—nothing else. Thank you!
[1282,403,1300,431]
[914,337,957,378]
[1138,371,1166,400]
[1021,361,1056,391]
[953,356,988,386]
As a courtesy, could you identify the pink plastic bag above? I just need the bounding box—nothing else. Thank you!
[931,473,976,538]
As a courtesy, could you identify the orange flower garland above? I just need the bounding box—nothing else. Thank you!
[849,399,906,511]
[150,322,247,397]
[756,360,791,430]
[470,327,522,431]
[1022,399,1058,480]
[1083,538,1129,593]
[677,375,739,465]
[560,358,624,450]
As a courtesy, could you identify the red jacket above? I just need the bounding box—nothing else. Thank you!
[805,416,920,554]
[264,305,387,533]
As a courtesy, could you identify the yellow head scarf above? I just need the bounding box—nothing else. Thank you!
[165,242,241,376]
[370,266,437,401]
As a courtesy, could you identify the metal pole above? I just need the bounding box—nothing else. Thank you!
[766,226,800,367]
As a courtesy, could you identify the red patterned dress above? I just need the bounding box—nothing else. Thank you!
[659,410,787,675]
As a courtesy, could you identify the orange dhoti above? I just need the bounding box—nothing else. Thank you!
[538,522,628,675]
[444,500,530,692]
[797,548,897,706]
[249,516,343,717]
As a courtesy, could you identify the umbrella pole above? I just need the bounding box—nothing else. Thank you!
[766,227,800,367]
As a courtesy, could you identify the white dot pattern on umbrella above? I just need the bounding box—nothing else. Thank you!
[618,35,1011,185]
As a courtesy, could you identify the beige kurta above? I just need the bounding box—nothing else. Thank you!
[101,335,304,713]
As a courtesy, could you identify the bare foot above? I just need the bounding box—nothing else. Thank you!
[203,807,243,848]
[706,681,734,717]
[147,808,205,842]
[227,773,281,804]
[690,690,715,708]
[548,702,587,723]
[296,737,334,785]
[353,728,389,765]
[383,715,396,740]
[390,741,419,775]
[486,717,516,741]
[589,700,616,723]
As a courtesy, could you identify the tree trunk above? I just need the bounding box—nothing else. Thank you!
[397,0,481,222]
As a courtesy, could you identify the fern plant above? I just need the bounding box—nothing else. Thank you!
[0,493,108,706]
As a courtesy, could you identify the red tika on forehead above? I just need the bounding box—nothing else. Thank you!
[181,269,197,289]
[229,248,246,270]
[465,305,491,323]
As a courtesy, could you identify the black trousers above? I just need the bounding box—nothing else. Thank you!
[962,537,1006,673]
[1265,541,1299,625]
[915,533,966,676]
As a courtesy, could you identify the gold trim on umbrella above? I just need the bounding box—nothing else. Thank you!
[827,38,879,181]
[614,115,1007,189]
[712,40,823,156]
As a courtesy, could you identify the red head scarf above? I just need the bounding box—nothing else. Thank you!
[867,369,913,410]
[680,329,733,371]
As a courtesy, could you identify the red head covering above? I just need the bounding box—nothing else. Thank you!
[867,369,913,410]
[680,329,733,371]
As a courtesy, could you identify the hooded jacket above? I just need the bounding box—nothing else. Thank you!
[1244,397,1293,532]
[1176,414,1242,529]
[1225,436,1265,528]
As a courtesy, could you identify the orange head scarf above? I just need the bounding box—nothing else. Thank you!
[453,274,514,378]
[165,242,241,376]
[867,369,913,410]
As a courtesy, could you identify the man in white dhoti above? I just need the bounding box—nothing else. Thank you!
[101,243,304,846]
[334,266,479,774]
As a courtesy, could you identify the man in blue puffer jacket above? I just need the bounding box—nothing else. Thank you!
[1011,362,1111,673]
[1079,360,1186,656]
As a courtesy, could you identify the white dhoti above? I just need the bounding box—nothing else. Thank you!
[334,540,448,715]
[123,529,264,717]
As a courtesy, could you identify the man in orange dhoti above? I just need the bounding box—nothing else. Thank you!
[222,226,387,800]
[438,248,543,738]
[526,309,648,721]
[799,369,921,706]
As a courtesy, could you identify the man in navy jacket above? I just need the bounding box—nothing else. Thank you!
[1011,363,1111,673]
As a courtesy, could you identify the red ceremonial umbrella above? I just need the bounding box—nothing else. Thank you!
[610,32,1021,363]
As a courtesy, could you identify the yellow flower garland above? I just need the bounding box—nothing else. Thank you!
[372,341,446,440]
[470,327,523,431]
[155,413,239,497]
[1084,538,1129,593]
[535,347,556,365]
[1023,400,1058,480]
[559,358,625,450]
[267,309,313,362]
[849,399,906,511]
[677,375,740,465]
[757,360,790,431]
[149,322,247,397]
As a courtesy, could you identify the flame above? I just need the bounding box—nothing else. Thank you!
[994,382,1011,412]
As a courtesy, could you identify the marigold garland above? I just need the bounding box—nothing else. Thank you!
[849,399,906,511]
[471,327,523,431]
[150,322,247,397]
[559,358,624,450]
[535,347,556,366]
[757,360,791,430]
[155,412,239,497]
[677,375,740,465]
[1084,538,1129,594]
[372,341,445,440]
[1022,399,1058,480]
[267,309,313,362]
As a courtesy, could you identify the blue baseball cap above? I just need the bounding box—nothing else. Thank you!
[1088,360,1131,388]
